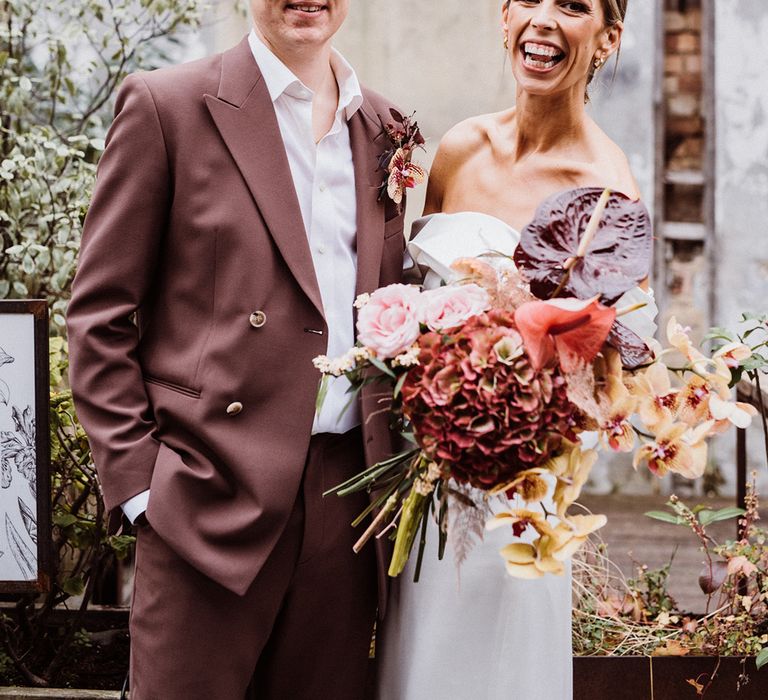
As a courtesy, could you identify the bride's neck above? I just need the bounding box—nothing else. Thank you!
[511,87,588,158]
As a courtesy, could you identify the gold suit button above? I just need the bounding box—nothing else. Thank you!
[249,311,267,328]
[226,402,243,416]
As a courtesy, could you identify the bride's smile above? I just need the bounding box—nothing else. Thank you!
[519,40,567,72]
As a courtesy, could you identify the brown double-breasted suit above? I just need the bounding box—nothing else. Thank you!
[67,36,405,699]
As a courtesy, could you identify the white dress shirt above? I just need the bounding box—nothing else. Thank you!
[122,31,364,522]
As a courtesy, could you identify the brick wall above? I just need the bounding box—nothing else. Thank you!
[659,0,709,353]
[664,0,704,174]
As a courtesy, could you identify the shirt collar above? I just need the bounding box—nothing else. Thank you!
[248,29,363,121]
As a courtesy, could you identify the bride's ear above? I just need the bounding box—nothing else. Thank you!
[600,20,623,60]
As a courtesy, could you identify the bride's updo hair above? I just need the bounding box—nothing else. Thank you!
[503,0,628,25]
[503,0,629,98]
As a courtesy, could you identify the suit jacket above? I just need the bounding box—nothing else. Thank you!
[66,37,405,605]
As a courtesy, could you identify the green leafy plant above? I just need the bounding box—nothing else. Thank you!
[0,0,219,687]
[1,0,207,333]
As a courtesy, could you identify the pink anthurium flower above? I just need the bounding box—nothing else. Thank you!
[513,297,617,372]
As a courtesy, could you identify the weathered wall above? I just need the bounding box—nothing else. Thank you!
[714,2,768,329]
[713,0,768,494]
[335,0,656,220]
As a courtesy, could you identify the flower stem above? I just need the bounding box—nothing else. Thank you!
[353,494,397,554]
[749,370,768,472]
[388,485,427,577]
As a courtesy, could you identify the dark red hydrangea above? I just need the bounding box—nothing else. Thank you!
[401,310,577,489]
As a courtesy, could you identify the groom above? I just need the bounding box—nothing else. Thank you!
[66,1,406,697]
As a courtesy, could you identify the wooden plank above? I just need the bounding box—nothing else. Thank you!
[662,221,707,241]
[664,169,705,186]
[0,690,120,699]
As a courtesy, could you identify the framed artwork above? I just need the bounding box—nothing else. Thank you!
[0,300,51,592]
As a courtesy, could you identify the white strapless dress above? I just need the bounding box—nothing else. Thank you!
[375,212,657,700]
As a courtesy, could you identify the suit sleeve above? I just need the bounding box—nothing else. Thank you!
[66,73,170,513]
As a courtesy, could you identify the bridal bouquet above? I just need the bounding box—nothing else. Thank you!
[315,188,757,580]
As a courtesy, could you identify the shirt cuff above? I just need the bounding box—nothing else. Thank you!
[121,490,150,524]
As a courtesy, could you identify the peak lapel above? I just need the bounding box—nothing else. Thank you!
[204,38,324,318]
[350,104,386,298]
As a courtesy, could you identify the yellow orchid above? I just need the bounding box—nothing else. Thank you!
[665,316,726,379]
[598,371,637,452]
[496,541,565,579]
[631,362,680,429]
[708,393,758,431]
[633,420,711,479]
[666,317,708,364]
[676,375,715,426]
[549,513,608,562]
[487,508,566,577]
[490,468,550,503]
[712,342,751,369]
[387,147,426,205]
[486,508,555,539]
[548,445,598,520]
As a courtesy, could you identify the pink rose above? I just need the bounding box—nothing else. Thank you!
[418,284,491,332]
[357,284,422,359]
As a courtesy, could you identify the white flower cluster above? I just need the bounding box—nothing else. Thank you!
[353,293,371,309]
[414,461,443,496]
[392,345,420,368]
[313,346,372,377]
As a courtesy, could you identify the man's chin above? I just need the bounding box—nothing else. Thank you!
[283,25,335,48]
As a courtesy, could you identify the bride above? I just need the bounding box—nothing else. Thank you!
[376,1,640,699]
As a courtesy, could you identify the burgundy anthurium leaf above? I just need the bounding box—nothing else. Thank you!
[607,321,653,369]
[698,560,728,595]
[513,187,653,304]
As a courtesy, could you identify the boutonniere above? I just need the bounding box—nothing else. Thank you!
[377,109,427,214]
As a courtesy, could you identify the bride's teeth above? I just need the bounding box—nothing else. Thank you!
[523,42,562,59]
[524,54,556,69]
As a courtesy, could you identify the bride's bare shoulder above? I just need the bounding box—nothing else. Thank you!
[436,114,496,166]
[424,114,501,214]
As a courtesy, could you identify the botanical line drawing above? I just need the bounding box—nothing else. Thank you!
[5,512,35,579]
[0,346,14,406]
[18,497,37,545]
[0,402,37,580]
[1,405,36,495]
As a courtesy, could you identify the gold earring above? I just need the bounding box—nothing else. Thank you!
[503,34,509,50]
[593,55,606,69]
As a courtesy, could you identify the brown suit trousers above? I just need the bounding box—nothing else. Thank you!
[130,430,376,699]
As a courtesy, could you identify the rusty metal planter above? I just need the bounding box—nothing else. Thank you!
[574,656,768,699]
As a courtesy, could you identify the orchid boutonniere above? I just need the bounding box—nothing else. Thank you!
[377,109,426,214]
